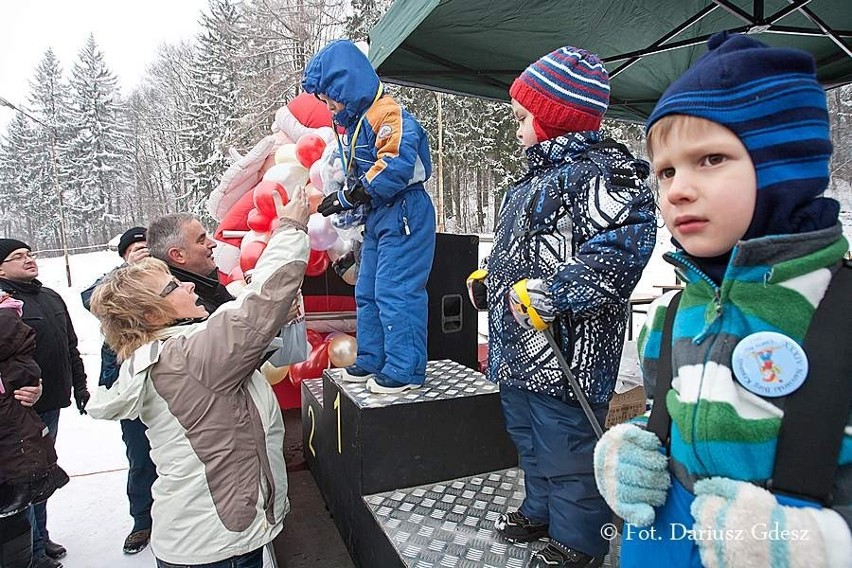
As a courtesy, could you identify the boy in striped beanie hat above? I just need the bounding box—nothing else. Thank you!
[482,45,657,568]
[594,32,850,568]
[508,46,610,141]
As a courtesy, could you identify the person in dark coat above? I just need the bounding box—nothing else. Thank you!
[147,214,234,313]
[81,227,156,555]
[0,238,88,566]
[482,47,656,568]
[0,293,69,568]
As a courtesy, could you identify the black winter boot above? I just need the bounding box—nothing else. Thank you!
[494,510,549,542]
[0,510,33,568]
[529,541,604,568]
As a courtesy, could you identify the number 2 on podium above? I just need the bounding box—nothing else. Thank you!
[333,392,342,454]
[307,406,316,457]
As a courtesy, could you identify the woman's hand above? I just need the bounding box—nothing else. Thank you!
[276,185,309,227]
[15,379,42,407]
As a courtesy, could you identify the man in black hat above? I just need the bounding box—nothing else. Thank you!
[81,226,156,555]
[0,238,89,568]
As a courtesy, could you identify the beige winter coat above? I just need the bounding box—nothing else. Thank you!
[89,223,308,564]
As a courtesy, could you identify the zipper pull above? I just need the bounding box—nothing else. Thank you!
[403,216,410,235]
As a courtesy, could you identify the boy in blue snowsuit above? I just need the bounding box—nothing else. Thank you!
[594,33,852,567]
[476,46,656,567]
[303,40,436,394]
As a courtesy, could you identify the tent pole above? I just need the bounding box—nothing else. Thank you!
[436,92,445,232]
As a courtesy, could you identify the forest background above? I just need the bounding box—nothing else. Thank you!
[1,0,850,251]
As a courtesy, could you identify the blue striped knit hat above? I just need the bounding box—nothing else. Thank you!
[647,32,837,239]
[510,46,610,140]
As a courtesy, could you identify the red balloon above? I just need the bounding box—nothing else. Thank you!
[253,180,288,219]
[239,240,267,273]
[305,249,330,277]
[246,208,273,232]
[306,329,325,349]
[288,340,331,384]
[295,134,326,169]
[214,190,256,248]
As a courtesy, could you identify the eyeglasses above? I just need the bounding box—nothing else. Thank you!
[159,278,182,298]
[1,251,37,264]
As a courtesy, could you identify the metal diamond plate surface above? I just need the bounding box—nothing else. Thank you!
[303,377,323,408]
[365,468,619,567]
[326,359,498,409]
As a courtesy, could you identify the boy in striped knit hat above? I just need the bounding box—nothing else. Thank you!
[477,46,656,567]
[594,32,851,567]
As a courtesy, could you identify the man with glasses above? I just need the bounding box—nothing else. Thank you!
[0,238,89,568]
[146,214,234,314]
[81,227,156,556]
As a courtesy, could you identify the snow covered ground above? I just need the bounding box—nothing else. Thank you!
[32,219,836,566]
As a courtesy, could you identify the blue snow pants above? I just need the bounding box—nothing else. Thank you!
[121,417,156,532]
[501,385,611,557]
[355,187,435,385]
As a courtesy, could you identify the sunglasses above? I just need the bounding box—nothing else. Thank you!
[159,278,183,298]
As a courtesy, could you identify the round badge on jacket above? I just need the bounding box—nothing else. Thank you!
[731,331,808,398]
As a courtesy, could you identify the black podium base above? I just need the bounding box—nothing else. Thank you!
[302,360,519,567]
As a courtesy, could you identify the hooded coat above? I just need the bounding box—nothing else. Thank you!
[487,133,657,404]
[88,224,309,564]
[302,40,436,384]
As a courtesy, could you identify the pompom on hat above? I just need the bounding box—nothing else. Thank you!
[0,239,30,263]
[647,31,837,239]
[510,46,610,141]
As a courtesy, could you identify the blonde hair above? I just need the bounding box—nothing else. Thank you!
[646,114,716,161]
[90,257,177,360]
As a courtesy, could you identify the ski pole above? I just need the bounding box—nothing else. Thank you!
[542,328,604,439]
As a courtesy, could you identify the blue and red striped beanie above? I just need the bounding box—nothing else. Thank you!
[510,46,610,140]
[647,32,837,239]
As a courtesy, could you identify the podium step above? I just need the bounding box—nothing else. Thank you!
[301,359,518,567]
[365,468,620,568]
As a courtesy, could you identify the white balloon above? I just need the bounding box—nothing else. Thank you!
[307,213,341,251]
[262,163,309,192]
[326,237,353,262]
[315,126,337,146]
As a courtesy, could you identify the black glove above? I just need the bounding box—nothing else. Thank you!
[74,387,90,415]
[317,180,371,217]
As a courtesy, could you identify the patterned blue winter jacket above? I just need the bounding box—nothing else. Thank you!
[486,133,656,404]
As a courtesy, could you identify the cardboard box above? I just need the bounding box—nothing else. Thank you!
[605,386,647,428]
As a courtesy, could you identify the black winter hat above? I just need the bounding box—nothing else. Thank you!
[117,227,147,258]
[0,239,31,263]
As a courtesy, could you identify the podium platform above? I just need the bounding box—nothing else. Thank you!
[301,348,640,567]
[302,360,518,567]
[365,468,620,567]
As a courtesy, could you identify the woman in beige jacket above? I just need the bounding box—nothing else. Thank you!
[88,189,308,567]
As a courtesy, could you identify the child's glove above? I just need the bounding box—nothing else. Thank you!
[507,278,555,331]
[330,205,367,230]
[691,478,851,568]
[594,423,671,526]
[318,179,371,217]
[466,269,488,311]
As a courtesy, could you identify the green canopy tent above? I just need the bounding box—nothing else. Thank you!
[369,0,852,122]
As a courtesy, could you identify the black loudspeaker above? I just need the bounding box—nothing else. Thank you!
[426,233,479,370]
[301,233,480,371]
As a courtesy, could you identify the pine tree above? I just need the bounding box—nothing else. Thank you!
[183,0,246,213]
[64,34,132,245]
[0,113,47,245]
[27,49,73,249]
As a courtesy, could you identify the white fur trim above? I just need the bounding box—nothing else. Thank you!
[810,508,852,568]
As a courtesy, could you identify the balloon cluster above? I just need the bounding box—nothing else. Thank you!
[260,331,359,386]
